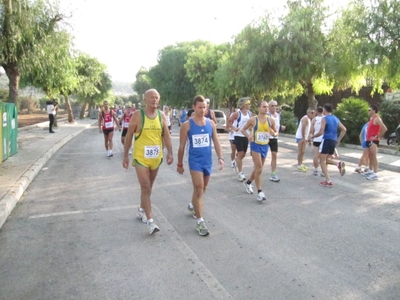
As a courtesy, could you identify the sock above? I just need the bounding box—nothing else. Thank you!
[258,190,262,194]
[197,217,204,224]
[147,218,154,224]
[246,180,251,185]
[271,171,276,175]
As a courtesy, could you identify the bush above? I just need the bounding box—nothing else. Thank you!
[280,110,298,134]
[19,96,39,113]
[379,100,400,137]
[0,89,8,102]
[333,97,370,145]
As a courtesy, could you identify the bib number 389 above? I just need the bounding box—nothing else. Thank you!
[144,146,160,158]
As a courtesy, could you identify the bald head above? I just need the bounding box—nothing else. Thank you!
[144,88,160,98]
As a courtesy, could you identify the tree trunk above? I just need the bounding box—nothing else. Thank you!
[306,82,317,109]
[62,93,74,122]
[2,63,20,104]
[79,101,88,119]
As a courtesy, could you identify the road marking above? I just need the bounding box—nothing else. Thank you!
[29,205,136,219]
[29,204,233,299]
[153,205,233,300]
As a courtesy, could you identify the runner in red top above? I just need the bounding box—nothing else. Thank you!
[121,106,134,153]
[364,105,387,180]
[98,100,121,157]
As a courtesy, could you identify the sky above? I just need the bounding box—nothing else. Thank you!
[61,0,351,83]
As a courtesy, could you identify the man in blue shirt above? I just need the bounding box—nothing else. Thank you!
[179,107,187,126]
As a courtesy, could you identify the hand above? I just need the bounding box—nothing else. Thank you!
[247,135,253,142]
[177,165,184,174]
[99,128,102,134]
[218,159,224,170]
[122,157,129,170]
[166,152,173,165]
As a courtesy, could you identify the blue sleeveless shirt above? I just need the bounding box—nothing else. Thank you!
[323,114,339,140]
[188,118,213,166]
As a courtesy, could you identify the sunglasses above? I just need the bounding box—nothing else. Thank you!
[270,104,277,107]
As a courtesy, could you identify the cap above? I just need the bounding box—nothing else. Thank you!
[205,98,210,103]
[237,97,251,108]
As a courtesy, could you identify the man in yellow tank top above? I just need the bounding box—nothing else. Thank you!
[122,89,173,235]
[241,101,277,202]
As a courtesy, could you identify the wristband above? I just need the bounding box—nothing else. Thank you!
[177,163,183,167]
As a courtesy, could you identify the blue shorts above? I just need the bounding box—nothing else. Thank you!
[296,138,302,143]
[189,161,212,176]
[361,141,368,149]
[250,142,269,158]
[319,139,336,155]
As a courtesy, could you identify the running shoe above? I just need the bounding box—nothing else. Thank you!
[238,173,246,182]
[230,161,236,168]
[196,221,209,236]
[243,181,254,194]
[187,203,196,218]
[136,208,148,223]
[320,172,325,177]
[362,170,374,177]
[313,169,318,176]
[338,161,346,176]
[366,173,378,181]
[297,165,307,172]
[129,150,132,155]
[319,181,333,188]
[269,175,280,182]
[256,191,266,201]
[148,221,160,235]
[354,167,362,174]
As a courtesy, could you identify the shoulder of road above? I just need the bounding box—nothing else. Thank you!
[0,122,399,230]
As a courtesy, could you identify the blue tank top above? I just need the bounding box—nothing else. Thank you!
[361,122,368,144]
[323,114,339,140]
[188,118,213,165]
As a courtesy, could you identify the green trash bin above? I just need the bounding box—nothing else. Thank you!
[1,102,8,161]
[0,102,4,163]
[7,103,18,156]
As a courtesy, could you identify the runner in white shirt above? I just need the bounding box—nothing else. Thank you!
[295,108,315,172]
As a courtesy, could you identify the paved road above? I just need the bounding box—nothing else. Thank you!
[0,125,399,300]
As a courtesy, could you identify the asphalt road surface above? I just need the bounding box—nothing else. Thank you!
[1,125,399,300]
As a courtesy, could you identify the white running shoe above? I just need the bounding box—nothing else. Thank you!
[187,203,196,218]
[243,181,253,194]
[362,170,374,177]
[257,191,266,201]
[366,173,378,181]
[136,208,148,223]
[313,169,318,176]
[238,172,246,182]
[148,221,160,235]
[269,175,280,182]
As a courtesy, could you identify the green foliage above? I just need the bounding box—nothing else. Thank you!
[280,110,298,134]
[18,96,39,113]
[379,100,400,136]
[333,97,370,144]
[132,67,151,100]
[0,88,8,101]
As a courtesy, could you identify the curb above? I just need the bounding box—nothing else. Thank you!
[0,122,92,230]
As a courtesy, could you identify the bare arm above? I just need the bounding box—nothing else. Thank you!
[301,116,308,140]
[309,118,317,140]
[161,112,173,165]
[376,117,387,138]
[337,122,347,144]
[241,117,255,141]
[269,118,277,137]
[177,121,190,174]
[98,110,102,133]
[210,110,217,124]
[211,121,224,170]
[227,111,239,132]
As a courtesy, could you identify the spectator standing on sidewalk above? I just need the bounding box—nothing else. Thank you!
[46,99,57,133]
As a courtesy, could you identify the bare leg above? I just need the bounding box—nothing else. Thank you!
[249,151,265,191]
[319,153,330,181]
[271,151,277,173]
[134,166,159,220]
[190,170,209,219]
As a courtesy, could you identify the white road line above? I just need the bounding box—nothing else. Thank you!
[29,205,136,219]
[154,206,234,300]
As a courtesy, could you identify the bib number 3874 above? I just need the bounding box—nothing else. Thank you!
[144,146,160,158]
[257,132,269,143]
[192,134,210,148]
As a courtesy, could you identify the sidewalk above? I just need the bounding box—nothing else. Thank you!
[0,118,96,229]
[278,133,400,173]
[0,123,399,230]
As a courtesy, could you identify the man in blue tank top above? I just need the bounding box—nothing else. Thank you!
[177,95,224,236]
[312,103,347,187]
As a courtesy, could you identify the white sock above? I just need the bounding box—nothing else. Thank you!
[147,218,154,224]
[197,218,204,224]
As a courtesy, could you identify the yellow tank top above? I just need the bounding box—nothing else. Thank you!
[253,116,270,145]
[134,109,163,162]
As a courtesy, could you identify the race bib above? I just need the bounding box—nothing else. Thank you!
[256,132,269,143]
[105,121,113,128]
[123,122,129,128]
[144,146,160,159]
[192,134,210,148]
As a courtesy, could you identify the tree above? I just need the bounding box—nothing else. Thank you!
[276,0,333,108]
[132,67,151,101]
[0,0,63,104]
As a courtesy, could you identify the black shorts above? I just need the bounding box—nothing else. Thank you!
[103,128,114,135]
[319,139,336,155]
[122,128,128,137]
[313,141,322,147]
[269,138,278,152]
[234,136,249,153]
[367,140,379,147]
